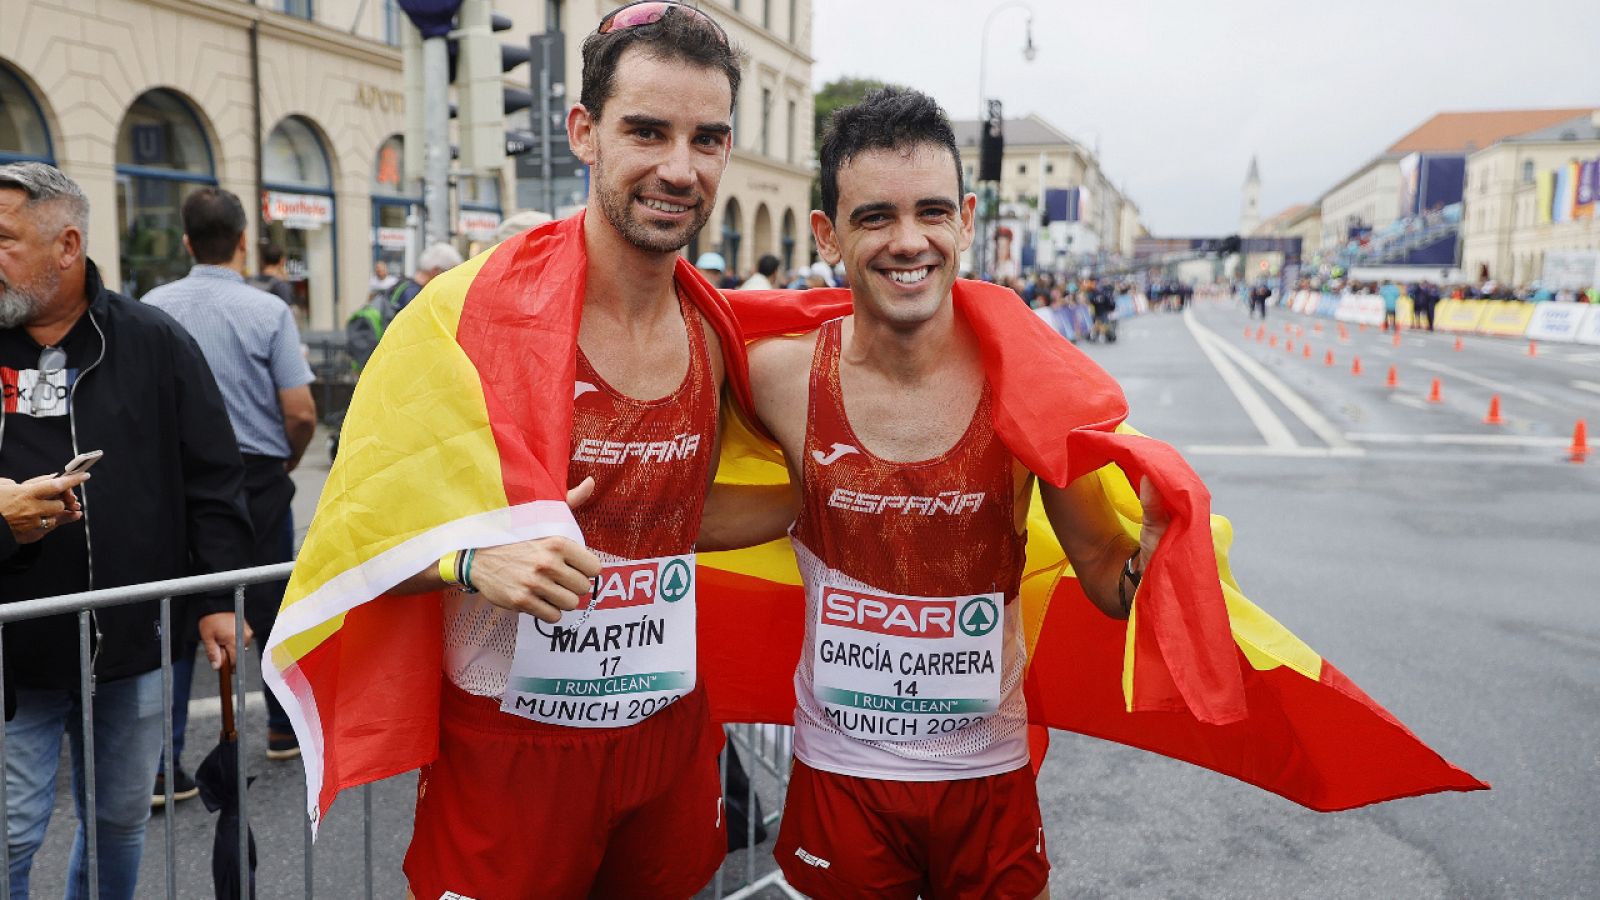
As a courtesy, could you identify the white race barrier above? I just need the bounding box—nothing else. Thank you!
[1525,303,1594,343]
[1335,292,1386,326]
[1575,306,1600,346]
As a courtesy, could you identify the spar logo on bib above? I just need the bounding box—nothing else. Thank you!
[590,557,693,609]
[959,596,999,637]
[660,558,692,602]
[821,588,955,638]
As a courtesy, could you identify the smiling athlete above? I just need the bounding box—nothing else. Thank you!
[388,4,746,898]
[701,87,1171,900]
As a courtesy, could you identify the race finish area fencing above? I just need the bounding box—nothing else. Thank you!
[1,565,800,899]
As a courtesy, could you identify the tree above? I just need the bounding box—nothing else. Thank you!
[811,77,900,212]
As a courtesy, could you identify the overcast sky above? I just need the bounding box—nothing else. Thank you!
[811,0,1600,236]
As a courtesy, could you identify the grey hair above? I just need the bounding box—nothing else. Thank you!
[0,162,90,234]
[493,209,552,243]
[417,242,463,273]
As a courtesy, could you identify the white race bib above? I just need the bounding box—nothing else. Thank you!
[811,580,1004,743]
[502,552,696,727]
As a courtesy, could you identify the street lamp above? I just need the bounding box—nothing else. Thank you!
[976,1,1037,280]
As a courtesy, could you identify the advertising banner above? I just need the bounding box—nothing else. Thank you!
[1432,299,1487,333]
[1478,301,1537,336]
[1525,303,1590,342]
[1316,292,1341,318]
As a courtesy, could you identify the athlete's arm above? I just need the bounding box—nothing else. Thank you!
[1039,472,1168,620]
[696,334,812,551]
[391,478,604,624]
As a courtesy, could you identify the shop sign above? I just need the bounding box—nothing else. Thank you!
[458,211,501,239]
[263,191,333,230]
[375,227,410,250]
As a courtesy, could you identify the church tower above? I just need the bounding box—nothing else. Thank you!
[1240,155,1261,236]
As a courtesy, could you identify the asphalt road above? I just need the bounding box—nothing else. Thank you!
[23,297,1600,899]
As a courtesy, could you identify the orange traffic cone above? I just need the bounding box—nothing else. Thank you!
[1483,395,1504,425]
[1256,325,1266,341]
[1360,323,1368,332]
[1385,365,1398,388]
[1313,322,1324,334]
[1324,349,1335,367]
[1338,324,1350,341]
[1244,327,1252,339]
[1352,356,1363,376]
[1528,341,1538,357]
[1427,378,1443,403]
[1570,420,1589,463]
[1392,328,1402,347]
[1286,339,1295,353]
[1303,344,1313,359]
[1269,335,1278,348]
[1453,336,1464,351]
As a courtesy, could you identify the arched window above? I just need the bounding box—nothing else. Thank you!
[263,116,337,328]
[115,89,217,297]
[371,134,418,283]
[752,202,773,265]
[721,197,744,276]
[780,207,797,272]
[0,62,53,163]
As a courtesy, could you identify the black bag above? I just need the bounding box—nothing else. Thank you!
[721,742,768,852]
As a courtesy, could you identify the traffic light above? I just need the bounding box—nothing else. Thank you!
[979,99,1004,183]
[455,0,532,173]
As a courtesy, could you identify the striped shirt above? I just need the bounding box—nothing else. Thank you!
[144,265,314,459]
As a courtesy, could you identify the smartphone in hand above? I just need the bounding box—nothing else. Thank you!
[62,450,102,476]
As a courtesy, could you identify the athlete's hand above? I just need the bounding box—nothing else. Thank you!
[1137,476,1169,571]
[473,478,602,623]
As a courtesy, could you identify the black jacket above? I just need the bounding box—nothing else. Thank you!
[0,260,254,692]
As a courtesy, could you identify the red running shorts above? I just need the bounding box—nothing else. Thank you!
[403,683,725,900]
[774,758,1049,900]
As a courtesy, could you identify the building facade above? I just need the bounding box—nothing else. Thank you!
[1460,113,1600,286]
[950,114,1142,273]
[0,0,813,331]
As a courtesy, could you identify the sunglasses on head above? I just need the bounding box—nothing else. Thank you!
[597,1,728,46]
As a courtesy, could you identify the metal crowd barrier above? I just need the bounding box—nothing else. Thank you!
[0,563,799,899]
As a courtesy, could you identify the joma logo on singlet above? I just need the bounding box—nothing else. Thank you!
[572,432,702,465]
[822,589,954,638]
[826,487,985,516]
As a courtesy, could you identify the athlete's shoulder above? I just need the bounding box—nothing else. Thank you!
[748,327,821,381]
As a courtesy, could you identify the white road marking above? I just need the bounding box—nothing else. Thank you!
[1389,395,1431,410]
[1345,432,1569,448]
[1186,445,1364,458]
[1184,316,1297,449]
[1571,379,1600,396]
[1410,359,1555,408]
[1189,312,1359,452]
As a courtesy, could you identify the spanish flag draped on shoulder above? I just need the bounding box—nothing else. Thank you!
[261,213,752,828]
[696,281,1487,812]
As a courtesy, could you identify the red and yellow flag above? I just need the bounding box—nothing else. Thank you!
[267,235,1484,828]
[262,214,750,827]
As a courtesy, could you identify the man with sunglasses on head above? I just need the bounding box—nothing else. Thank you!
[383,4,745,898]
[0,162,253,899]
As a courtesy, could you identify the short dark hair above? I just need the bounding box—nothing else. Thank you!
[259,242,285,266]
[818,87,964,222]
[181,188,246,264]
[580,3,742,122]
[757,253,780,277]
